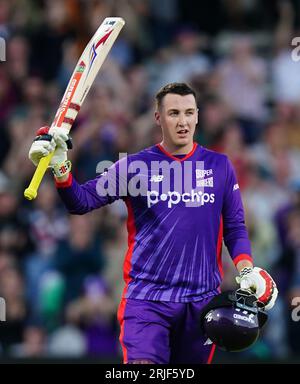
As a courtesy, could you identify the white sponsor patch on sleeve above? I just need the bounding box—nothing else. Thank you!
[233,183,239,191]
[196,177,214,187]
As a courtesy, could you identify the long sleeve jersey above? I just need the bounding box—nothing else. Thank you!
[56,143,253,302]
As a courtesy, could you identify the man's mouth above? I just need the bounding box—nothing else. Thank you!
[177,129,189,135]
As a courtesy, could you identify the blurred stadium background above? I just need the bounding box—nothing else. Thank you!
[0,0,300,363]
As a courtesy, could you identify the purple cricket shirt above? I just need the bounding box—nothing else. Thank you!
[56,143,252,303]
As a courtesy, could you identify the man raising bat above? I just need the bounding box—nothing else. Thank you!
[24,17,125,200]
[28,82,278,364]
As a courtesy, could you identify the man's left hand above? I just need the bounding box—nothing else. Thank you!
[236,267,278,310]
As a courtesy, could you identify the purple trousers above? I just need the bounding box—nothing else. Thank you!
[117,297,216,364]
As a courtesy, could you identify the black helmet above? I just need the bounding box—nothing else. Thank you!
[201,289,268,352]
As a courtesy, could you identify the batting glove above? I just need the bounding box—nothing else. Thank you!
[236,267,278,311]
[28,126,73,177]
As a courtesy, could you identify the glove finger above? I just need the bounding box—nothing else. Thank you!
[29,150,49,166]
[30,145,50,156]
[31,139,53,150]
[58,132,69,142]
[264,287,278,310]
[40,148,50,157]
[57,140,68,151]
[240,279,252,290]
[29,153,39,166]
[48,140,57,152]
[53,134,68,150]
[44,141,56,152]
[52,130,69,142]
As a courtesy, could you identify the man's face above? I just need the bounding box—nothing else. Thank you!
[155,93,198,149]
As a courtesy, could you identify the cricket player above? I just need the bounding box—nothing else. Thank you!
[28,83,278,364]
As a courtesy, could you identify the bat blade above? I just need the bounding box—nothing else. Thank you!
[24,17,125,201]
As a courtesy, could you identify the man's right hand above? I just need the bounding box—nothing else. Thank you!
[28,126,72,180]
[29,126,71,166]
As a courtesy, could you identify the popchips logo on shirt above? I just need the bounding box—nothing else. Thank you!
[147,190,215,208]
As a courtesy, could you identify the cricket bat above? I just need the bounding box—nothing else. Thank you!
[24,17,125,200]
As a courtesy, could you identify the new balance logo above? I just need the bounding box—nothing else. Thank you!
[204,338,213,345]
[150,175,164,182]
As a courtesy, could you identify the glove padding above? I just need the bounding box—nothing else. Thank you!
[236,267,278,311]
[29,126,72,167]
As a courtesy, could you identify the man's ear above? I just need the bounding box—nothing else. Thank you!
[154,111,161,126]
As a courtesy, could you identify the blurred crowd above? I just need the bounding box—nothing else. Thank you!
[0,0,300,362]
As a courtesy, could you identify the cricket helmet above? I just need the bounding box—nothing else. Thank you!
[201,289,268,352]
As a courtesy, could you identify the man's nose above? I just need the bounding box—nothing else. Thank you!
[178,114,187,126]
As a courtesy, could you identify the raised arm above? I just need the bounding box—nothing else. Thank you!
[28,126,127,214]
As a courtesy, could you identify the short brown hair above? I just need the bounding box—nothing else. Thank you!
[155,82,196,110]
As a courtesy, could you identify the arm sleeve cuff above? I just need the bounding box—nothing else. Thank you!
[55,173,73,188]
[233,254,253,266]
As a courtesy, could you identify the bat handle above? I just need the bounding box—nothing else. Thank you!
[24,152,54,200]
